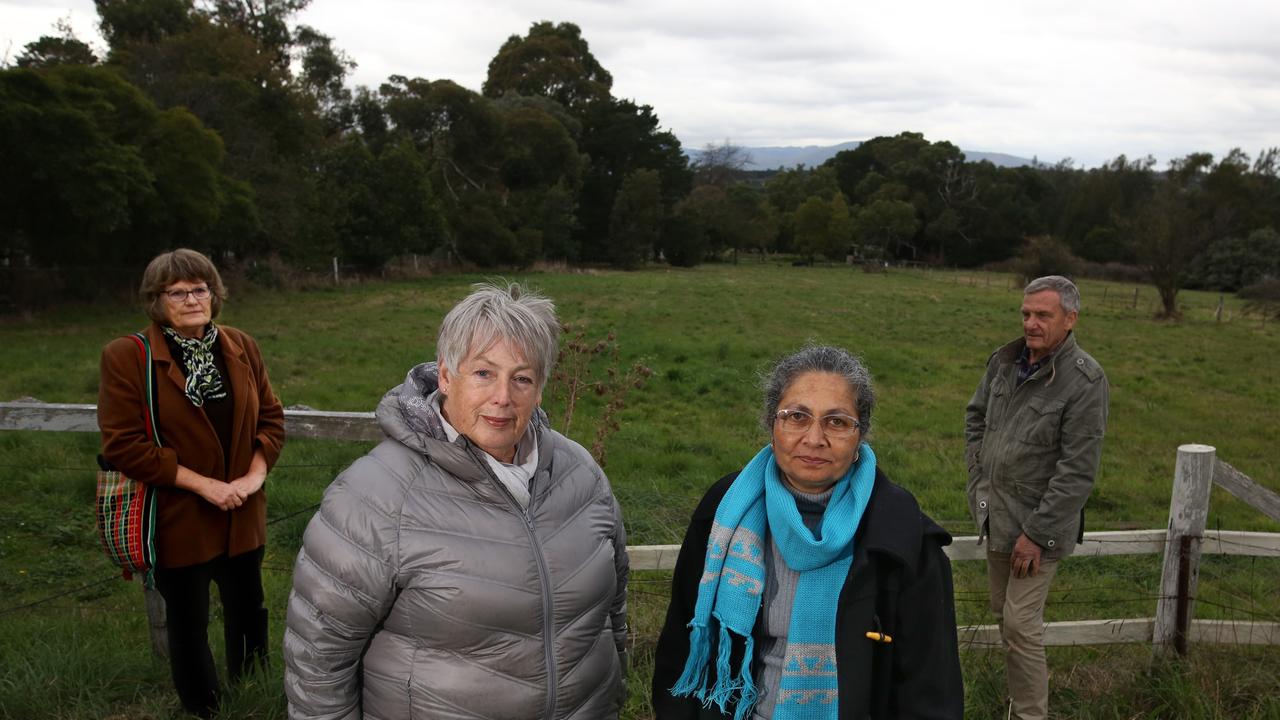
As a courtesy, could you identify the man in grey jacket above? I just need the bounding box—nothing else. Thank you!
[965,275,1109,720]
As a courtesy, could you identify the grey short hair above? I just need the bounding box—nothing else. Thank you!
[761,345,875,435]
[436,282,560,385]
[1024,275,1081,314]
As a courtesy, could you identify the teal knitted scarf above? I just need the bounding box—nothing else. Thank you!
[671,442,875,720]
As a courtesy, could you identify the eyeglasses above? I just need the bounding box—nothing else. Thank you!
[774,408,863,437]
[164,286,211,303]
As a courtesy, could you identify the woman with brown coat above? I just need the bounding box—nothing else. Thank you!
[98,249,285,718]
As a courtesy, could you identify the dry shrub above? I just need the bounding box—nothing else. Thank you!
[1239,278,1280,319]
[550,324,653,468]
[1013,235,1083,284]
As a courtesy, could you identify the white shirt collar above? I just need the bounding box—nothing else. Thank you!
[429,391,539,508]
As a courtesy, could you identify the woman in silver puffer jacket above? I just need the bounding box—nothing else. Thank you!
[284,282,629,720]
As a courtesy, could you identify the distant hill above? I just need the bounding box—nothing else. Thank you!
[684,141,1038,170]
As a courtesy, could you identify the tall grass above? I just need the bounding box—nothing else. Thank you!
[1,264,1277,718]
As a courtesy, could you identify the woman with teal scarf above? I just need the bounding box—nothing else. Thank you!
[653,346,962,719]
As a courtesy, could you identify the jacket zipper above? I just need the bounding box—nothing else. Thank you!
[998,358,1047,509]
[985,346,1061,545]
[469,443,558,720]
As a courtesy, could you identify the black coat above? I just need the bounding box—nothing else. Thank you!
[652,468,964,719]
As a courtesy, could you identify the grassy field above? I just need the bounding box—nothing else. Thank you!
[1,262,1277,719]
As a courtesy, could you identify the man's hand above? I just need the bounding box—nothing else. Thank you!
[1011,533,1043,578]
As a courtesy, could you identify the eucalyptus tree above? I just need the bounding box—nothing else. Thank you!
[0,65,241,275]
[609,168,663,268]
[482,21,690,265]
[94,0,326,260]
[379,76,585,266]
[15,20,97,69]
[482,21,612,113]
[1122,155,1214,319]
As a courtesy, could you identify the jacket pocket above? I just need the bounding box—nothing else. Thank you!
[1015,475,1049,500]
[987,383,1008,430]
[1019,396,1065,446]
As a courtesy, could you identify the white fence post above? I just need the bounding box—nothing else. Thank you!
[1154,444,1216,656]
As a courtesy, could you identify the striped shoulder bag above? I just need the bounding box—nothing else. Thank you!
[95,332,161,586]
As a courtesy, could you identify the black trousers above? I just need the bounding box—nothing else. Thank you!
[153,547,268,717]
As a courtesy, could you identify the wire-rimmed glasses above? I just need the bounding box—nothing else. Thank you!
[774,408,863,437]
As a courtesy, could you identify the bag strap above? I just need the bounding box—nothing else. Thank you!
[127,332,162,448]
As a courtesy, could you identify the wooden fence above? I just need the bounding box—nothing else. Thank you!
[3,401,1279,653]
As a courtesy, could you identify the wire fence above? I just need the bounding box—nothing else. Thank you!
[912,267,1273,325]
[2,502,1276,643]
[0,486,325,618]
[2,403,1277,653]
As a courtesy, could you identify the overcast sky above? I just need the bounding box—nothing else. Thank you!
[5,0,1279,168]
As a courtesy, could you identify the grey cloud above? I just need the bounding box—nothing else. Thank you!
[10,0,1278,169]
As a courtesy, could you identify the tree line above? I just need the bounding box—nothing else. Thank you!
[3,2,1278,316]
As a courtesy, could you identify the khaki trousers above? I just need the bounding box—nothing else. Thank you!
[987,550,1060,720]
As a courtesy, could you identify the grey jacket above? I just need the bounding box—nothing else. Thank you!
[284,364,629,720]
[964,333,1109,558]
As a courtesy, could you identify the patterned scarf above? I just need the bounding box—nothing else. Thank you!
[162,324,227,407]
[671,443,876,720]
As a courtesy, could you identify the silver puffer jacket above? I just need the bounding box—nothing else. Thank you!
[284,364,629,720]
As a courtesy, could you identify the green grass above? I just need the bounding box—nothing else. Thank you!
[1,263,1278,718]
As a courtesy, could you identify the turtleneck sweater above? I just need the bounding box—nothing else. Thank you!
[753,482,835,719]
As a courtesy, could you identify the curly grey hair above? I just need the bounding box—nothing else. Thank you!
[1024,275,1081,315]
[436,282,560,384]
[761,345,875,435]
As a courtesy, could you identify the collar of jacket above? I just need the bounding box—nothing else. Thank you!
[855,471,952,578]
[700,468,952,580]
[145,321,252,441]
[995,331,1079,385]
[144,317,253,466]
[376,362,554,488]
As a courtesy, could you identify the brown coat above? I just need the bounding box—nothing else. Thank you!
[98,322,285,569]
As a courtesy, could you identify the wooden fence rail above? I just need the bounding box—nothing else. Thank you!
[0,401,384,442]
[3,403,1278,652]
[629,529,1280,570]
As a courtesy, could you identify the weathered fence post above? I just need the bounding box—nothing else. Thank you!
[144,584,168,659]
[1131,287,1139,309]
[1215,295,1224,324]
[1154,444,1216,656]
[332,257,340,284]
